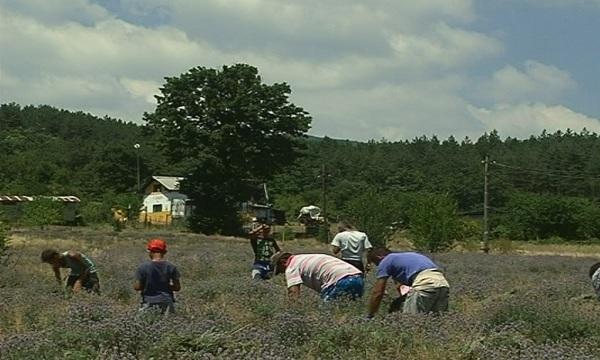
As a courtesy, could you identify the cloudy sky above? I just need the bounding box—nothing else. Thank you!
[1,0,599,141]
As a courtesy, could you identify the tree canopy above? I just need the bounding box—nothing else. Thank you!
[144,64,312,234]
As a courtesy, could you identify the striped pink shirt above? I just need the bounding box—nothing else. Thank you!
[285,254,361,292]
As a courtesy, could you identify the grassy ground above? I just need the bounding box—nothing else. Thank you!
[1,227,599,359]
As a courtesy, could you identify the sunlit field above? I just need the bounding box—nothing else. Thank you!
[1,227,599,359]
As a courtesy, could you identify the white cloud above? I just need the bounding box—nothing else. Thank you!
[469,103,600,138]
[389,23,503,69]
[0,0,598,142]
[481,61,576,104]
[0,0,109,25]
[120,78,161,104]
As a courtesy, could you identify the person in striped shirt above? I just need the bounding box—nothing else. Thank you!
[271,252,364,301]
[41,249,100,294]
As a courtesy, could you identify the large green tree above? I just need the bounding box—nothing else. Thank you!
[144,64,311,234]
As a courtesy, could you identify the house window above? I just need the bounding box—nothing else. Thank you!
[152,204,163,212]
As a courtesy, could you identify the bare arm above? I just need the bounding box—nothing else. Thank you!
[52,266,62,285]
[330,245,341,256]
[170,279,181,292]
[287,285,301,301]
[133,280,143,291]
[273,239,281,253]
[367,278,388,318]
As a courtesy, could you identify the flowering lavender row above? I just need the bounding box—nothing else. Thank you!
[0,229,598,359]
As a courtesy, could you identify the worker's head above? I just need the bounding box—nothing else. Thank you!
[367,247,392,266]
[147,238,167,257]
[271,252,292,275]
[250,223,271,237]
[590,262,600,278]
[41,249,61,265]
[337,221,354,232]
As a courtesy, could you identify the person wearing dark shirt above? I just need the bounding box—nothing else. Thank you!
[249,224,281,280]
[133,239,181,314]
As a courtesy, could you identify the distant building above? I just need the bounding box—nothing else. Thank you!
[139,176,192,225]
[0,195,81,224]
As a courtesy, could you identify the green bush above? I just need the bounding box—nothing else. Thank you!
[80,193,142,225]
[21,197,63,228]
[341,188,402,246]
[0,219,7,258]
[406,193,460,252]
[495,192,600,241]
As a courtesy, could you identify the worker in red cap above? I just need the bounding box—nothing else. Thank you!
[133,239,181,314]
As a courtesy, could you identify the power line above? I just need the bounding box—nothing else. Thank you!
[491,161,600,180]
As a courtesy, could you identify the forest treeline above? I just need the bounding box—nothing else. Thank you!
[2,103,600,242]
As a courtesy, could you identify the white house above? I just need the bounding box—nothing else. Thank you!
[140,176,192,224]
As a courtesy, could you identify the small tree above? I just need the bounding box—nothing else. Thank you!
[22,197,63,229]
[407,193,460,252]
[342,188,401,246]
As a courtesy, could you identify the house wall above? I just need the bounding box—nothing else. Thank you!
[142,192,171,213]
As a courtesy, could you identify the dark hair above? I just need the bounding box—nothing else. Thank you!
[337,221,355,232]
[590,262,600,278]
[367,247,391,264]
[41,249,59,263]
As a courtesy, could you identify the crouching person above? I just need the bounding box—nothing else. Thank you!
[271,252,363,302]
[367,247,449,318]
[590,262,600,301]
[134,239,180,314]
[41,249,100,294]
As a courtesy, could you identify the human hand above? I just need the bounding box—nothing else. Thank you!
[73,280,82,293]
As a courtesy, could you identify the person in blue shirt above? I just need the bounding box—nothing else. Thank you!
[133,239,181,314]
[366,247,449,317]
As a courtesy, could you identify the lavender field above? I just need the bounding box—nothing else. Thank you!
[1,228,599,359]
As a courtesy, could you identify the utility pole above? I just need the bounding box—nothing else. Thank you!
[321,163,327,222]
[481,156,490,253]
[134,143,141,194]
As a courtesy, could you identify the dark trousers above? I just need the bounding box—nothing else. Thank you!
[341,259,365,274]
[67,273,100,294]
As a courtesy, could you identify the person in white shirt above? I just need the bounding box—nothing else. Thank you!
[590,262,600,301]
[330,222,372,275]
[271,252,364,301]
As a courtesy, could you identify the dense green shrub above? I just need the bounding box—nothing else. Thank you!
[21,197,63,228]
[341,188,402,246]
[406,193,461,252]
[80,193,142,225]
[496,192,600,240]
[0,219,7,258]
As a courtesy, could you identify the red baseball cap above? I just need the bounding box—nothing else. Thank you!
[147,238,167,253]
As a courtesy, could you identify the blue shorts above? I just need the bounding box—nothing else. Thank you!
[321,274,364,301]
[252,260,273,280]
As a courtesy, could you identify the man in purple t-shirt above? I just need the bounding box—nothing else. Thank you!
[366,247,449,317]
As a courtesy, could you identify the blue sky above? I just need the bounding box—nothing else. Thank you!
[1,0,599,141]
